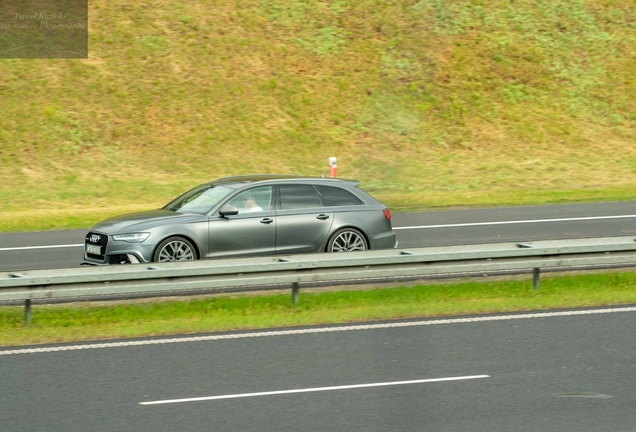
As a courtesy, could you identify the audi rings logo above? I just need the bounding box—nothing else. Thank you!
[89,235,101,243]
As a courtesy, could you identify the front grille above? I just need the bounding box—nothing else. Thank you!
[85,232,108,260]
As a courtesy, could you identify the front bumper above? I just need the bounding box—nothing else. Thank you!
[82,253,145,266]
[83,231,153,265]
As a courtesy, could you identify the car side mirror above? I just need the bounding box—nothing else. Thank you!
[219,205,239,217]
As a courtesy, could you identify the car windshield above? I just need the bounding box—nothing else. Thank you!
[162,185,234,214]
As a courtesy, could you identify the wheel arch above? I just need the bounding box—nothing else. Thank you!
[152,234,202,261]
[323,225,370,252]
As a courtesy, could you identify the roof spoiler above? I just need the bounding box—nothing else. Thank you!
[339,178,360,187]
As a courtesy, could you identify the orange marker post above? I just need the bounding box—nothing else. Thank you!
[329,157,337,178]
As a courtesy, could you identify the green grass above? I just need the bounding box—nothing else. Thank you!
[2,1,635,348]
[1,0,636,231]
[2,271,636,347]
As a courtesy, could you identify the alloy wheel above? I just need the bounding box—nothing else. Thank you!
[329,230,367,252]
[157,240,195,262]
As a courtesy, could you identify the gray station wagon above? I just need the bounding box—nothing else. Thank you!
[83,175,397,265]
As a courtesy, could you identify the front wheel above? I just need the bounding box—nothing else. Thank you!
[153,237,197,262]
[326,228,368,252]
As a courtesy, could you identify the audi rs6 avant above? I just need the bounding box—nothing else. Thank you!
[83,175,397,265]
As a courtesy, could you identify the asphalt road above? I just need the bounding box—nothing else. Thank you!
[2,202,636,431]
[2,306,636,432]
[1,201,636,271]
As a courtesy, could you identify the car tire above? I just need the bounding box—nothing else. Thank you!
[326,228,368,252]
[153,236,197,262]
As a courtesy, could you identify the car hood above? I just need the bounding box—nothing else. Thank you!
[90,209,204,234]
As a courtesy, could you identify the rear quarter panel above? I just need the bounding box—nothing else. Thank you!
[328,206,395,250]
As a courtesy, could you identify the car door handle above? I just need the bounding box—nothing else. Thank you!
[260,218,274,224]
[316,214,330,220]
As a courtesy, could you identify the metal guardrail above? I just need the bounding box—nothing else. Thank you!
[2,236,636,325]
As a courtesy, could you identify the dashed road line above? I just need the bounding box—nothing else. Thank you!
[140,375,490,405]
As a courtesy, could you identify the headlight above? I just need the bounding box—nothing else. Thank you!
[112,232,150,243]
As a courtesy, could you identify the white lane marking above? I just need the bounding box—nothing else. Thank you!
[393,214,636,230]
[0,214,634,250]
[140,375,490,405]
[2,306,636,356]
[0,244,83,252]
[2,214,635,250]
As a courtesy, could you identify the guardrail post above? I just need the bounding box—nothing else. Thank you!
[533,268,540,290]
[292,282,300,305]
[24,299,32,326]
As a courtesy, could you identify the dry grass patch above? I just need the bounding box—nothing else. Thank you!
[1,0,636,230]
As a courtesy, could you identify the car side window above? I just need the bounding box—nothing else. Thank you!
[315,185,364,206]
[279,185,324,210]
[225,187,273,213]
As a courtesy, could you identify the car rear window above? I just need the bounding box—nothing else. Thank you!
[315,185,364,206]
[279,185,324,209]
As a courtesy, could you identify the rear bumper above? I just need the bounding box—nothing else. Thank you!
[368,230,397,250]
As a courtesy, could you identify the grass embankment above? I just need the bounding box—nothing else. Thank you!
[2,272,636,347]
[1,0,636,231]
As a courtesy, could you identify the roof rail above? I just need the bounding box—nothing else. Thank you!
[212,174,360,186]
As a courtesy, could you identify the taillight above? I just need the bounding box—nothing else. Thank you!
[382,208,391,220]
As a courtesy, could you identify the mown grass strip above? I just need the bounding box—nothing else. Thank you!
[1,272,635,347]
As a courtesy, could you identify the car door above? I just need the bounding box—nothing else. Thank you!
[207,186,276,258]
[275,184,334,254]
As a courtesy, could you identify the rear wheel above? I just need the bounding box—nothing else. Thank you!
[153,237,197,262]
[327,228,368,252]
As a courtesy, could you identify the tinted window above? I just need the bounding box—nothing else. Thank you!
[279,185,323,210]
[316,185,364,206]
[224,187,273,214]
